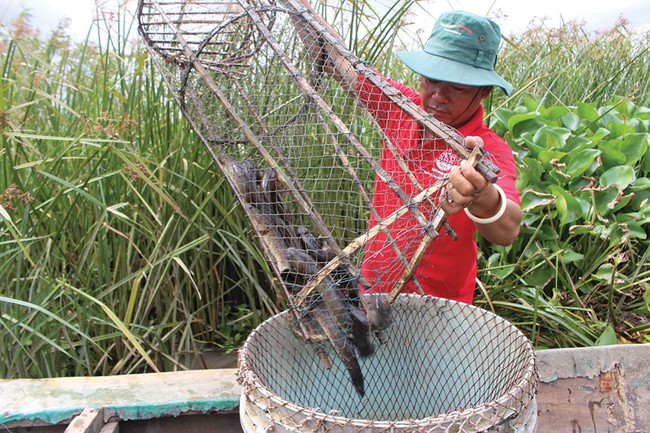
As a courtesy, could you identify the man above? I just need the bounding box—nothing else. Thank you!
[356,11,522,304]
[298,6,522,304]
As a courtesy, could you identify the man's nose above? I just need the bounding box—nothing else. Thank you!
[429,83,451,102]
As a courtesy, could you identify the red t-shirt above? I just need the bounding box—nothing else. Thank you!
[356,74,520,304]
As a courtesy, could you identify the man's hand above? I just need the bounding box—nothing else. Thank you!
[441,136,522,246]
[441,136,490,214]
[291,0,357,89]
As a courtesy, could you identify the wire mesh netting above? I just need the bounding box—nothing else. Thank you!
[137,0,537,430]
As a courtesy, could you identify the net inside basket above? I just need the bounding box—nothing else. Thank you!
[239,295,537,431]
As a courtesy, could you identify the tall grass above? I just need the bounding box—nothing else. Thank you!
[496,17,650,108]
[1,3,648,378]
[1,10,277,378]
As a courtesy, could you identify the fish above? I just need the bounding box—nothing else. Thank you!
[284,247,367,395]
[245,203,291,274]
[286,245,374,358]
[347,302,374,357]
[297,225,323,259]
[221,155,259,204]
[223,154,374,396]
[361,293,392,345]
[258,167,300,248]
[297,226,361,302]
[310,297,365,396]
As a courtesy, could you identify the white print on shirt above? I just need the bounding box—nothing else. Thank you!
[435,149,459,173]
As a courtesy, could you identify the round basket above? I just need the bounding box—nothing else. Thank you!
[238,294,538,433]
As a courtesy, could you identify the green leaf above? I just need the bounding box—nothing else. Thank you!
[543,106,569,121]
[520,190,554,212]
[565,149,601,178]
[491,108,514,130]
[595,325,618,346]
[577,102,600,124]
[615,194,634,212]
[494,107,514,123]
[549,185,583,225]
[508,113,545,137]
[522,95,543,112]
[600,144,627,168]
[563,135,592,153]
[539,149,567,165]
[521,157,544,180]
[608,223,628,248]
[593,263,615,281]
[588,127,611,144]
[608,121,636,138]
[600,108,623,128]
[533,126,571,149]
[615,99,639,118]
[575,195,591,217]
[561,111,581,130]
[520,135,548,158]
[609,133,649,165]
[487,253,515,278]
[572,177,595,192]
[525,265,554,288]
[615,217,647,240]
[561,249,584,264]
[594,186,623,216]
[603,133,649,165]
[600,165,636,189]
[629,178,650,210]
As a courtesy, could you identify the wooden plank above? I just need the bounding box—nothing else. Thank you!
[99,421,119,433]
[537,369,621,432]
[0,369,240,428]
[536,345,650,433]
[64,408,104,433]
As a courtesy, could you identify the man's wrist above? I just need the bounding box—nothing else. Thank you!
[465,184,507,224]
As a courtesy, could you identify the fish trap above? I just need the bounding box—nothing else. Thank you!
[137,0,536,429]
[239,295,537,432]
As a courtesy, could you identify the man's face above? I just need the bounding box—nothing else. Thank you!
[419,76,492,128]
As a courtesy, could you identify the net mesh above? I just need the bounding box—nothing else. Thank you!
[239,295,537,432]
[137,0,536,430]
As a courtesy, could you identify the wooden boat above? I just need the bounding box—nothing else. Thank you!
[1,344,648,433]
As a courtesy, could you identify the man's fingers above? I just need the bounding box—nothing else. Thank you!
[464,135,485,150]
[449,164,480,194]
[458,160,489,191]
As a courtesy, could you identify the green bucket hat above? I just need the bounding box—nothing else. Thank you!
[395,11,513,95]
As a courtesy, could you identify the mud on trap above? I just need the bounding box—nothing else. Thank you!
[137,0,537,430]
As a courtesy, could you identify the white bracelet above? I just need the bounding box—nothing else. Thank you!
[464,184,507,224]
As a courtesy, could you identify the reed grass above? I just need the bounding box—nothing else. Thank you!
[1,2,648,378]
[1,9,277,378]
[496,17,650,108]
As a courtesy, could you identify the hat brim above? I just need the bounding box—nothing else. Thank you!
[395,50,513,95]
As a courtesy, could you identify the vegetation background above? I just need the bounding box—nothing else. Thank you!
[1,1,648,378]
